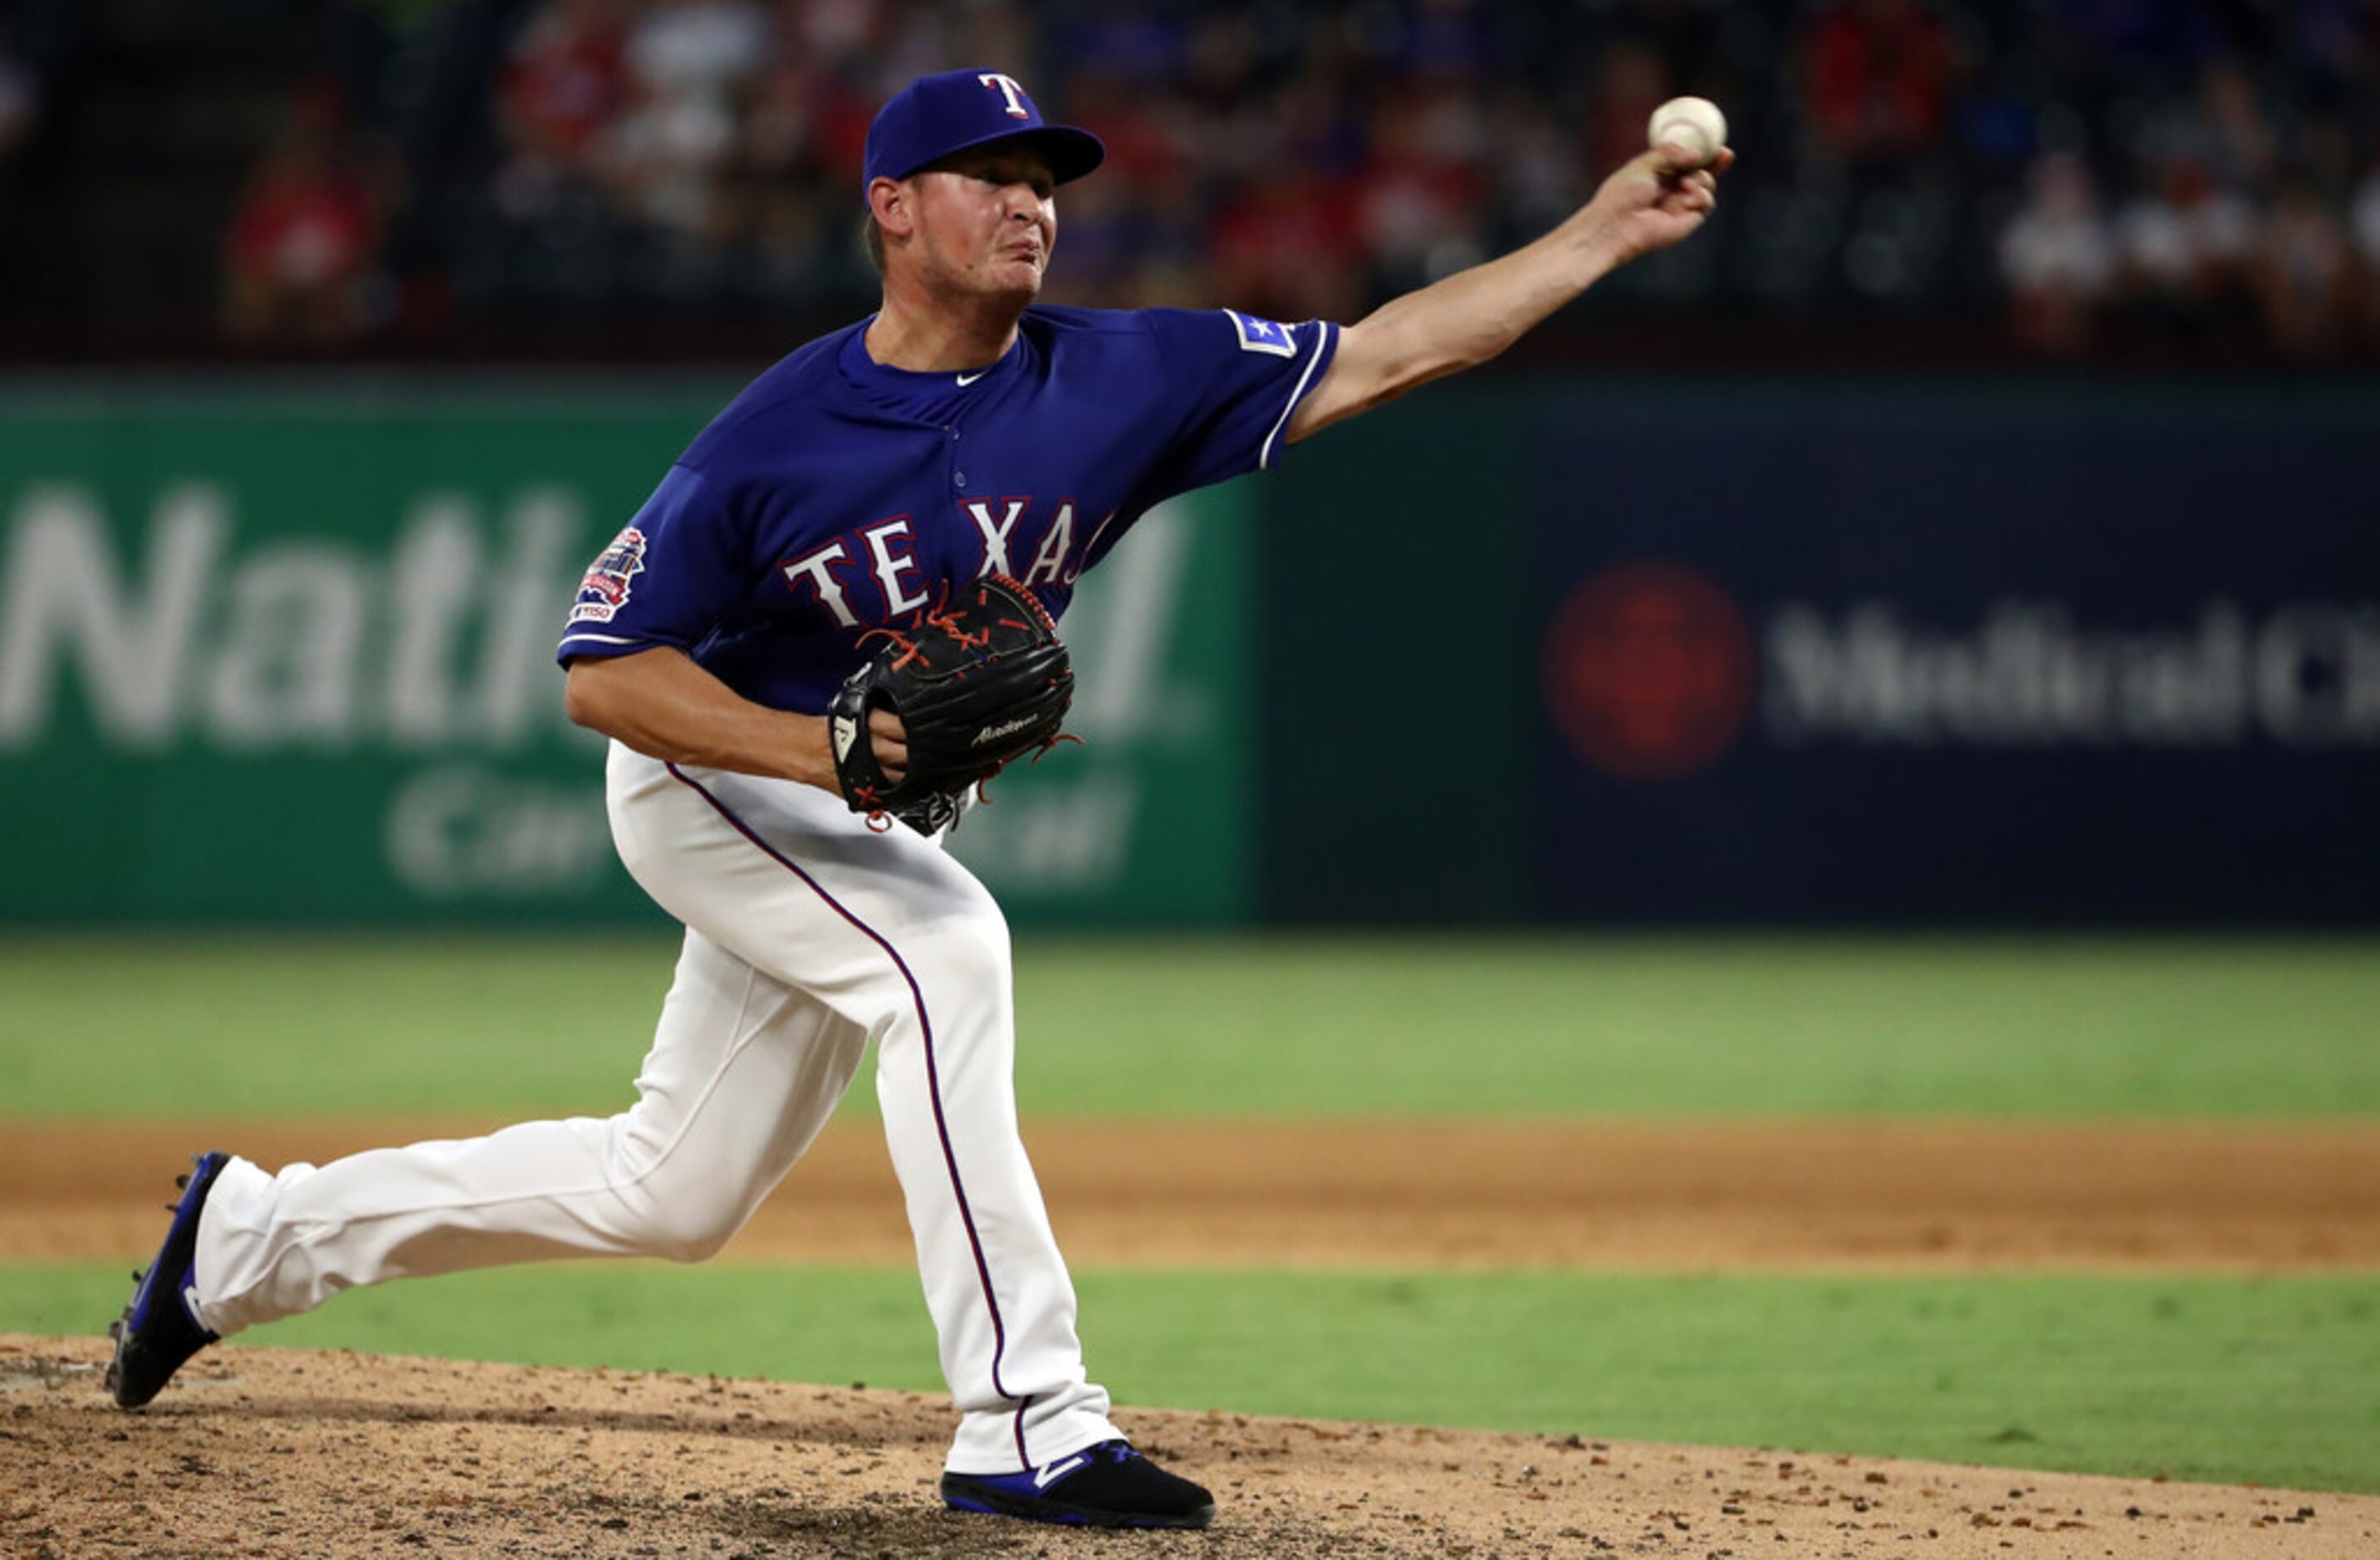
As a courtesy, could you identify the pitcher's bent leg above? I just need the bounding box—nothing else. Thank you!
[193,930,866,1336]
[637,754,1118,1474]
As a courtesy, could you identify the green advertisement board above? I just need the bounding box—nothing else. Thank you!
[0,388,1251,925]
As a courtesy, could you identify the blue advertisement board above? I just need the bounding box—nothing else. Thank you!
[1530,387,2380,924]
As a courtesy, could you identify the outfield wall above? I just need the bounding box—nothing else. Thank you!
[2,377,2373,928]
[1264,380,2380,927]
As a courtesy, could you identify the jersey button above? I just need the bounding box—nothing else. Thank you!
[954,471,967,488]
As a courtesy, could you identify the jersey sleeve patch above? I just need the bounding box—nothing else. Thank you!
[568,525,648,625]
[1227,309,1297,358]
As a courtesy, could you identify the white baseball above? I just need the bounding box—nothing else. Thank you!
[1647,96,1727,166]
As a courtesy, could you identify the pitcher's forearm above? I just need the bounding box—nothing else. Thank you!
[1347,213,1628,392]
[564,649,837,790]
[1290,150,1721,441]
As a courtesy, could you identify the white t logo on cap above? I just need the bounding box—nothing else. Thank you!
[977,72,1031,119]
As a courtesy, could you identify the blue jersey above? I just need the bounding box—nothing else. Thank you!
[556,305,1338,714]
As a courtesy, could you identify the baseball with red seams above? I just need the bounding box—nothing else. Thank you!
[1647,96,1727,166]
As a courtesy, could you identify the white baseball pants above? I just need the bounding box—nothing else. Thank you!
[190,741,1119,1474]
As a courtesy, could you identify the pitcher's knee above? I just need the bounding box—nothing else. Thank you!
[599,1128,755,1262]
[923,890,1013,988]
[608,1181,748,1262]
[647,1207,745,1263]
[845,896,1012,1036]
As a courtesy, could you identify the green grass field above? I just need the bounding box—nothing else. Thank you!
[5,934,2377,1494]
[9,1262,2376,1493]
[2,933,2375,1119]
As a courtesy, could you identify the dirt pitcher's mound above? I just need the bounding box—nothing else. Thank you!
[3,1336,2371,1559]
[12,1119,2380,1273]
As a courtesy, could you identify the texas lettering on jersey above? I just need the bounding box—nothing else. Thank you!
[781,500,1095,630]
[556,306,1337,714]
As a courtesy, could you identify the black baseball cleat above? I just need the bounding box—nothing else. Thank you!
[105,1151,229,1409]
[942,1439,1215,1529]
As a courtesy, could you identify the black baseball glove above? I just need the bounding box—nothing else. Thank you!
[828,573,1075,835]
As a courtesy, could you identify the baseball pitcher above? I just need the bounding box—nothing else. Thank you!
[109,66,1729,1531]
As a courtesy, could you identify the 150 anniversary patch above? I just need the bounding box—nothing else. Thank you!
[569,527,647,625]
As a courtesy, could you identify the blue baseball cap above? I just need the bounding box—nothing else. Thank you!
[861,68,1105,207]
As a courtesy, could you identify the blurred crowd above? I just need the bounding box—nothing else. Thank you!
[7,0,2380,361]
[1991,4,2380,358]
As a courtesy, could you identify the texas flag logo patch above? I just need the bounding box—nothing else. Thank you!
[1227,310,1296,358]
[569,526,647,625]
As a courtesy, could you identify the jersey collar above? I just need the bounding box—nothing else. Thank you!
[838,317,1021,423]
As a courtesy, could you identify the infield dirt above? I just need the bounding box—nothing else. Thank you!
[5,1335,2375,1558]
[7,1117,2378,1271]
[6,1118,2378,1558]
